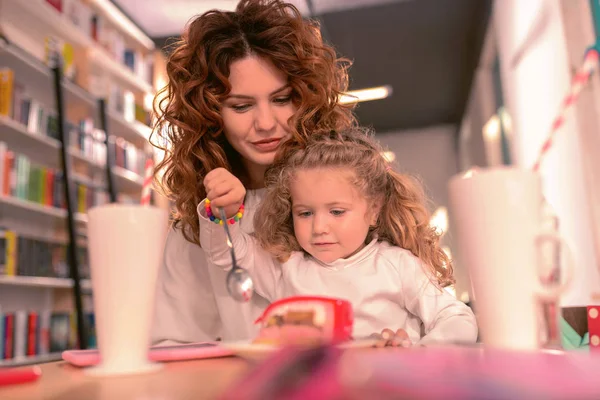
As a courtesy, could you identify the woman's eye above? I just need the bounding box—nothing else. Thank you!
[273,96,291,105]
[231,104,251,112]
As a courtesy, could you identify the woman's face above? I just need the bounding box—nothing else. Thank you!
[221,55,296,185]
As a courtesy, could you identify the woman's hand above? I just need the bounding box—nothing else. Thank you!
[203,168,246,218]
[371,328,412,348]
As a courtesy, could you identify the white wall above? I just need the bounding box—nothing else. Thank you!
[376,125,471,300]
[494,0,600,306]
[377,125,458,209]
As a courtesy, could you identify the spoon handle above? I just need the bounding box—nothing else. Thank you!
[219,207,238,269]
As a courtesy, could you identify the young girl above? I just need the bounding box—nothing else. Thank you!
[200,129,477,345]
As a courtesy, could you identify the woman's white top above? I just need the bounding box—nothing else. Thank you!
[151,190,269,345]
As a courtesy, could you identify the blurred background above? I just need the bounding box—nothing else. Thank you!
[1,0,600,365]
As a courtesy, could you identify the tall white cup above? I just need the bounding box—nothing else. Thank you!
[86,204,168,376]
[448,167,573,350]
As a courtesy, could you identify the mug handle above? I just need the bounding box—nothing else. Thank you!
[533,232,574,300]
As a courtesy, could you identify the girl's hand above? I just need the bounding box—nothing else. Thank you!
[203,168,246,218]
[371,328,412,348]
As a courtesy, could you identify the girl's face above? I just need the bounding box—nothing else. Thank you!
[290,167,381,264]
[221,55,296,186]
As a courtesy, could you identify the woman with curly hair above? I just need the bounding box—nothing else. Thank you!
[150,0,355,344]
[201,128,478,346]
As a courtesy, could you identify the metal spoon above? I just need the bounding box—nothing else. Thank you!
[220,207,254,302]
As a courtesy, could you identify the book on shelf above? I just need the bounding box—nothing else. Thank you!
[44,36,76,80]
[43,0,154,87]
[0,141,109,211]
[0,307,96,360]
[0,68,15,118]
[0,228,90,280]
[111,137,149,175]
[1,67,149,175]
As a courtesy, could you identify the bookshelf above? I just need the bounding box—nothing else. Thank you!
[0,275,91,291]
[0,352,62,367]
[0,0,162,359]
[0,41,150,146]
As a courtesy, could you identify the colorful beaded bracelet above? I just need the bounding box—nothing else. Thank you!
[205,199,245,225]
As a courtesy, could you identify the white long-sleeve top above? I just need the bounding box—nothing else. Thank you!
[198,201,477,345]
[150,190,270,345]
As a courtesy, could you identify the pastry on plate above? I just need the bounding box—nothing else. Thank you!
[253,296,353,346]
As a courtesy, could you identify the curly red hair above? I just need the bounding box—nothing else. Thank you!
[151,0,356,245]
[254,128,455,287]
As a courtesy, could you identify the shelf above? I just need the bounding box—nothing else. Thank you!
[89,46,154,94]
[0,40,152,145]
[11,0,154,95]
[70,150,105,172]
[0,195,67,218]
[0,196,87,225]
[15,0,94,49]
[72,173,105,190]
[0,115,62,169]
[0,115,109,178]
[108,112,152,143]
[0,275,91,290]
[89,0,155,51]
[112,166,143,193]
[0,115,60,149]
[0,352,62,367]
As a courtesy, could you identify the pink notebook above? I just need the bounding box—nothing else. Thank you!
[62,342,233,367]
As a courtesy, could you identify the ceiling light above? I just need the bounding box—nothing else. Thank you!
[381,151,396,162]
[430,207,449,237]
[483,114,501,141]
[339,85,392,104]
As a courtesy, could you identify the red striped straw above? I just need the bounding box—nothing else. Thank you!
[532,49,599,171]
[141,158,154,206]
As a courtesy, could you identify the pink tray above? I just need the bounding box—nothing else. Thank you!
[62,342,233,367]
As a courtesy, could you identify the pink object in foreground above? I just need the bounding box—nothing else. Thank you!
[61,342,232,367]
[140,158,154,206]
[220,345,600,400]
[589,305,600,352]
[532,49,599,172]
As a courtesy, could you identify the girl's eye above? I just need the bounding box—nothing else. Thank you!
[297,211,312,218]
[331,209,346,216]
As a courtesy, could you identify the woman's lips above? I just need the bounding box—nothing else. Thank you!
[252,138,282,152]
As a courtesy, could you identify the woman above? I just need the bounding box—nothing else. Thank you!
[150,0,356,344]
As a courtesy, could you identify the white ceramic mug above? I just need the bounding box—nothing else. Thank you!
[448,167,573,350]
[86,204,168,376]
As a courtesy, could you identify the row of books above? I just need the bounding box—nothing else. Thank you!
[111,137,149,175]
[1,67,142,170]
[0,228,89,280]
[0,68,150,161]
[105,83,153,127]
[0,68,61,138]
[45,0,154,85]
[0,142,109,212]
[0,309,96,360]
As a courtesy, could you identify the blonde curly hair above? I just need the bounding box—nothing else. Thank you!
[254,128,455,287]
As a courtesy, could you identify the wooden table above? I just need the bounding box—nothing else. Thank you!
[0,356,250,400]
